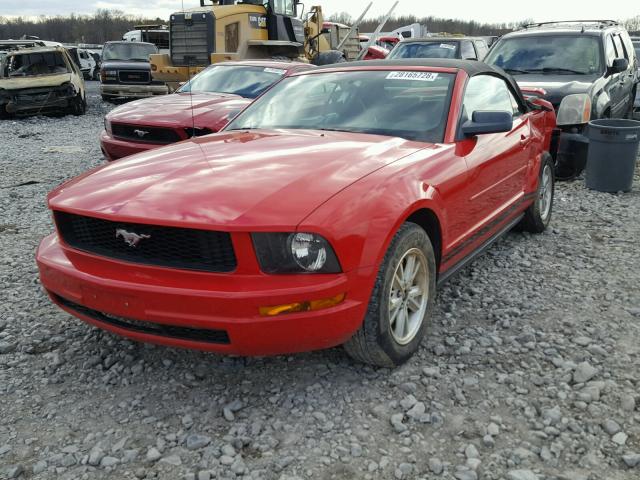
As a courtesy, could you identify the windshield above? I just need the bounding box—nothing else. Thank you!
[226,70,455,143]
[177,65,287,98]
[102,43,157,62]
[388,42,459,59]
[485,35,603,75]
[5,51,70,77]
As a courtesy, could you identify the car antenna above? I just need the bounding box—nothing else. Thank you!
[181,0,196,138]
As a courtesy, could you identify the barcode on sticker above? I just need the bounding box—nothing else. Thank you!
[264,68,287,75]
[386,71,439,82]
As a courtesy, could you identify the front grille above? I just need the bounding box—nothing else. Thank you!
[170,11,215,66]
[184,127,213,137]
[111,123,182,144]
[54,211,237,273]
[53,293,230,344]
[118,70,150,84]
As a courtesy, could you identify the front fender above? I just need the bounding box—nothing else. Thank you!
[594,91,610,118]
[298,147,453,274]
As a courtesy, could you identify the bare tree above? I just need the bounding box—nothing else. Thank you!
[327,12,354,26]
[0,10,164,44]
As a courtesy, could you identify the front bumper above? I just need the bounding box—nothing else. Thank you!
[100,130,160,161]
[100,83,168,98]
[36,234,370,356]
[1,89,74,114]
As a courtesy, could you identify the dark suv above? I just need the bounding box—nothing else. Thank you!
[485,20,638,119]
[100,41,168,101]
[388,37,490,61]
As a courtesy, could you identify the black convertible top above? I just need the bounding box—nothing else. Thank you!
[314,59,529,110]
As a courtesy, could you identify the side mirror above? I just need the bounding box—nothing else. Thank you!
[461,111,513,136]
[608,57,629,75]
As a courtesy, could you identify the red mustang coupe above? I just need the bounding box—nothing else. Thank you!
[100,60,314,161]
[37,60,556,367]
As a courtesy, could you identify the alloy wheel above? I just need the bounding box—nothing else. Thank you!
[538,164,553,222]
[388,248,429,345]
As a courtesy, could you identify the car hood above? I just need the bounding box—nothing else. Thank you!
[0,73,72,90]
[49,129,429,229]
[515,73,599,107]
[107,93,251,131]
[101,60,151,71]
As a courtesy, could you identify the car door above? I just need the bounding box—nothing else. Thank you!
[604,33,625,117]
[457,74,530,242]
[614,32,635,114]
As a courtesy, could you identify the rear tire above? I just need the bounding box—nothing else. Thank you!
[519,153,554,233]
[344,222,436,368]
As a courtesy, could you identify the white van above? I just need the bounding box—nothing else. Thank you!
[123,25,169,53]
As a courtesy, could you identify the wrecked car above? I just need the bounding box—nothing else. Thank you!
[37,59,557,367]
[100,41,168,101]
[485,20,639,179]
[0,46,86,118]
[100,60,314,161]
[486,21,638,117]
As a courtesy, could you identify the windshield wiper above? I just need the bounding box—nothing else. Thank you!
[530,67,586,75]
[503,68,532,75]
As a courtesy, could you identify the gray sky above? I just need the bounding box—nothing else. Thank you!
[3,0,639,24]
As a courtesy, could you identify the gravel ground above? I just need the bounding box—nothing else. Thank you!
[1,81,640,480]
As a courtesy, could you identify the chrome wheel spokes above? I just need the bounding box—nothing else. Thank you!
[388,248,429,345]
[538,164,553,221]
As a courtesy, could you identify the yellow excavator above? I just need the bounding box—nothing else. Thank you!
[150,0,352,89]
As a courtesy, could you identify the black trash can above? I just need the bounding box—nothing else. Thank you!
[586,119,640,192]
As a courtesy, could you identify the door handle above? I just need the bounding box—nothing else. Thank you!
[520,135,530,146]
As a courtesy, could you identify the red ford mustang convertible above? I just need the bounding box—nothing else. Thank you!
[37,60,556,367]
[100,60,313,161]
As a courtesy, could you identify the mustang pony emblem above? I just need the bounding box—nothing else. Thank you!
[115,229,150,247]
[133,129,149,138]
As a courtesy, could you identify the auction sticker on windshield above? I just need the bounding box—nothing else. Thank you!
[440,43,456,50]
[386,71,439,82]
[264,68,287,75]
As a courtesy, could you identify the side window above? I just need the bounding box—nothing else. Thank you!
[613,34,627,60]
[620,32,636,62]
[462,75,515,122]
[508,90,523,117]
[461,41,477,60]
[605,35,617,66]
[474,40,488,60]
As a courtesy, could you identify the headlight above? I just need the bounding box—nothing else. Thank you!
[59,82,76,96]
[104,117,112,135]
[556,93,591,126]
[100,69,117,82]
[252,232,341,274]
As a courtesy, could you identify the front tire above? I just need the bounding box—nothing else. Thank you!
[344,223,436,367]
[519,153,554,233]
[69,93,86,116]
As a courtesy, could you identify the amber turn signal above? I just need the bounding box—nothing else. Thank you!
[259,293,346,317]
